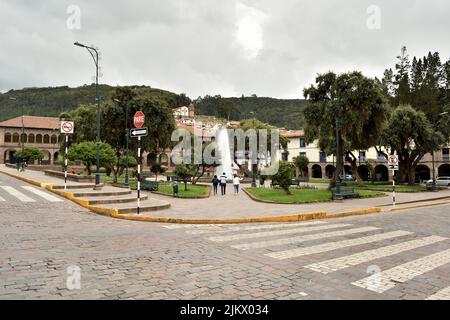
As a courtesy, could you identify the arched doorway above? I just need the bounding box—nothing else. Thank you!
[54,152,60,163]
[4,149,18,164]
[343,165,352,175]
[41,150,51,165]
[438,164,450,177]
[358,165,369,181]
[325,165,335,179]
[159,153,169,166]
[312,164,323,179]
[375,165,389,181]
[415,165,430,183]
[147,152,157,167]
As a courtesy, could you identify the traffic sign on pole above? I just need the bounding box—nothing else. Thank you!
[60,121,75,191]
[387,155,399,207]
[130,127,148,138]
[133,111,145,128]
[60,121,75,134]
[388,155,399,170]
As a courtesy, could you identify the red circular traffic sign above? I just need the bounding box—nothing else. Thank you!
[388,155,398,165]
[133,111,145,128]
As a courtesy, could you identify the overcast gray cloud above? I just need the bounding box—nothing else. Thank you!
[0,0,449,98]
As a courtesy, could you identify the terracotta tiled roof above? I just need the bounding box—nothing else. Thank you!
[280,129,305,138]
[0,116,60,130]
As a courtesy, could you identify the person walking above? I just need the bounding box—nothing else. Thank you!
[219,172,227,195]
[233,174,242,195]
[212,175,219,195]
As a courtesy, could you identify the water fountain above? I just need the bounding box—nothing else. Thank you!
[215,128,234,180]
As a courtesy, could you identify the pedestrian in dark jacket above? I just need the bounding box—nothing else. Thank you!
[212,175,219,195]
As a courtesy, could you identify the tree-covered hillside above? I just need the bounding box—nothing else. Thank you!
[0,85,308,129]
[0,84,190,122]
[194,95,308,129]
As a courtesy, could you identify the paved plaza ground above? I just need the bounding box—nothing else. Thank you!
[1,171,450,300]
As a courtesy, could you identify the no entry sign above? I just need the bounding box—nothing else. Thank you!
[60,121,74,134]
[133,111,145,128]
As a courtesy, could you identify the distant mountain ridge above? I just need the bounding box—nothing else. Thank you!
[0,85,307,129]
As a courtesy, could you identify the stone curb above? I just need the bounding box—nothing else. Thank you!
[387,200,450,212]
[0,168,445,224]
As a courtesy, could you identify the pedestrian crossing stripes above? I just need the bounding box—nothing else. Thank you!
[305,235,448,274]
[425,286,450,300]
[186,221,328,235]
[0,186,36,202]
[164,220,326,230]
[0,185,63,203]
[207,223,352,243]
[164,221,450,299]
[352,248,450,293]
[231,226,380,250]
[22,186,63,202]
[265,230,413,260]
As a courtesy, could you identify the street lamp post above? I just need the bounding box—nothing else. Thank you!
[114,98,130,188]
[74,42,101,187]
[335,116,343,199]
[431,111,449,190]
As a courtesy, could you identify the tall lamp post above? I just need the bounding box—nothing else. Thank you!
[249,111,257,187]
[334,116,343,199]
[431,111,449,190]
[114,98,130,188]
[74,42,101,187]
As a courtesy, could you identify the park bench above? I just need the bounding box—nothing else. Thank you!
[331,186,357,200]
[270,179,301,188]
[141,180,159,191]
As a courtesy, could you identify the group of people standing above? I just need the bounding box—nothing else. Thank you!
[211,172,242,196]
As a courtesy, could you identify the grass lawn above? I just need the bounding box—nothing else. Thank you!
[246,188,384,204]
[355,184,427,193]
[157,183,210,198]
[311,179,427,193]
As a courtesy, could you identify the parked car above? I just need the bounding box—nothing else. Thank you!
[426,176,450,187]
[339,174,356,181]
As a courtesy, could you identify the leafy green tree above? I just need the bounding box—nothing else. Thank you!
[128,96,176,156]
[293,156,309,177]
[67,141,117,176]
[174,164,194,191]
[380,105,447,185]
[150,163,166,182]
[118,155,138,177]
[381,47,450,183]
[303,71,388,188]
[60,104,97,144]
[271,161,295,195]
[14,147,44,163]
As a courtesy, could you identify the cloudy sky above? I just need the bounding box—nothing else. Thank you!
[1,0,449,98]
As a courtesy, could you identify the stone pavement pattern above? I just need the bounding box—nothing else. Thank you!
[1,172,450,300]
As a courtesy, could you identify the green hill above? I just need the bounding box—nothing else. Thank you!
[194,95,307,129]
[0,84,190,122]
[0,86,307,129]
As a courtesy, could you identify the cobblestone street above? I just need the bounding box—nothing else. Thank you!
[1,173,450,300]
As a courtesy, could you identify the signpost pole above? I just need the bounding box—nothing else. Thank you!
[392,170,396,207]
[64,135,68,190]
[137,136,141,215]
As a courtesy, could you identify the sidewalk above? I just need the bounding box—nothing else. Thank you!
[1,164,449,223]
